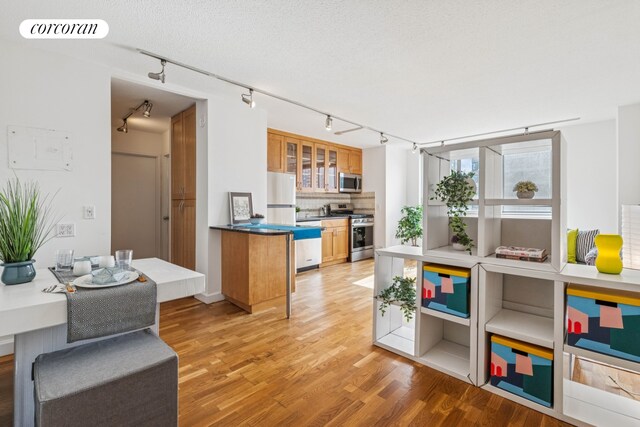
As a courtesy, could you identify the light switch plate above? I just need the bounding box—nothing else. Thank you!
[83,205,95,219]
[56,223,75,237]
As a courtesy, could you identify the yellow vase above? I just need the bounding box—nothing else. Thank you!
[594,234,623,274]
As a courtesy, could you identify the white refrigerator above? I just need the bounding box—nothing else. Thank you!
[267,172,296,225]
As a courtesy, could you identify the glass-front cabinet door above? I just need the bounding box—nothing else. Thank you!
[327,148,338,192]
[284,137,300,189]
[300,141,314,192]
[316,144,327,191]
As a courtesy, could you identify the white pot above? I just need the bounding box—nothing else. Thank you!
[452,243,466,251]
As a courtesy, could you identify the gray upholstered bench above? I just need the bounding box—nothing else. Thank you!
[34,329,178,427]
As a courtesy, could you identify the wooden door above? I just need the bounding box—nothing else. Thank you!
[182,199,196,269]
[321,229,334,262]
[182,106,197,200]
[327,148,338,192]
[333,226,349,259]
[171,199,184,266]
[171,114,184,199]
[315,144,327,192]
[299,141,314,192]
[267,133,285,172]
[349,150,362,174]
[337,149,350,174]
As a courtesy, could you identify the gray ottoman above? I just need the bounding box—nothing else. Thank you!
[34,329,178,427]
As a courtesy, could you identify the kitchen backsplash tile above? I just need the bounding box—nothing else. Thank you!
[296,192,375,216]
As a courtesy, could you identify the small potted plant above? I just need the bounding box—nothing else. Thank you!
[295,206,302,220]
[395,205,423,246]
[376,276,416,322]
[431,171,476,254]
[249,213,265,224]
[513,181,538,199]
[0,178,58,285]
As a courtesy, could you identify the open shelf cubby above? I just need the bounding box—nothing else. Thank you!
[373,250,419,358]
[422,130,566,272]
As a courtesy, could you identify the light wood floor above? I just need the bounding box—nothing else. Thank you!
[0,259,572,426]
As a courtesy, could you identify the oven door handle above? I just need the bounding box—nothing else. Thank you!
[352,223,374,228]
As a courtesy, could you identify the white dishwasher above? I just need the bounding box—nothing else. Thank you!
[296,220,322,272]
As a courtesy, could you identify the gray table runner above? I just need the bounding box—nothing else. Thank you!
[49,267,157,343]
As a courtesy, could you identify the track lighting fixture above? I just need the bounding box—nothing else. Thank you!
[241,89,255,108]
[325,115,332,131]
[148,59,166,83]
[412,143,418,153]
[117,119,128,133]
[380,133,388,145]
[143,101,153,118]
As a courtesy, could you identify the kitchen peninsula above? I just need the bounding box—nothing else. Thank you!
[211,224,322,316]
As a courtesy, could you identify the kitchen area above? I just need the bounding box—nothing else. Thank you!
[266,128,375,272]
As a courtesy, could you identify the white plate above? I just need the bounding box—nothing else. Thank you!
[72,271,140,288]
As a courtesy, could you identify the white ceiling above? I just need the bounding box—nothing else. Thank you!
[111,78,197,134]
[3,1,640,148]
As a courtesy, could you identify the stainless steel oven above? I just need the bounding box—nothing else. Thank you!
[350,216,374,262]
[339,173,362,193]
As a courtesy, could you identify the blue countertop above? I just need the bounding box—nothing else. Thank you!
[210,224,322,240]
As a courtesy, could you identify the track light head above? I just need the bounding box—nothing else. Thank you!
[325,115,332,131]
[148,60,166,83]
[242,89,255,108]
[380,132,388,145]
[117,119,128,133]
[143,101,153,118]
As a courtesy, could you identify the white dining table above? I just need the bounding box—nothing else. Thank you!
[0,258,206,427]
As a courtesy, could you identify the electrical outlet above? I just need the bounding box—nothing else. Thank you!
[83,205,96,219]
[56,223,75,237]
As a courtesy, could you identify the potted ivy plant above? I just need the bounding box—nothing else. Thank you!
[395,205,423,246]
[513,180,538,199]
[431,171,476,254]
[376,276,416,322]
[0,178,58,285]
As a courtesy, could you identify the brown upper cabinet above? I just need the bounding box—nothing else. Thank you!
[267,128,362,193]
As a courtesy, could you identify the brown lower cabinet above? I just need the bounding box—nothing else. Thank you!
[321,219,349,265]
[171,199,196,270]
[221,231,295,313]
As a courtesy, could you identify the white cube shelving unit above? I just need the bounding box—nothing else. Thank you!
[422,130,567,272]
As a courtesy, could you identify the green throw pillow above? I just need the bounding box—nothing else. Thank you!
[567,228,578,263]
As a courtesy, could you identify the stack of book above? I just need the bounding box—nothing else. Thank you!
[495,246,548,262]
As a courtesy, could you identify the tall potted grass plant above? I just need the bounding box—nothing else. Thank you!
[0,178,58,285]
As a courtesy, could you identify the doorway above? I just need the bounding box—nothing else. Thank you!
[111,78,198,261]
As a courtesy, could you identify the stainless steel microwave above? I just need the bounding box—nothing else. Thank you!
[339,173,362,193]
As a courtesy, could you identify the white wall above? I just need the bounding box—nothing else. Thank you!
[363,146,386,248]
[618,103,640,213]
[560,119,618,233]
[0,39,111,269]
[385,145,408,246]
[203,99,267,301]
[405,150,422,206]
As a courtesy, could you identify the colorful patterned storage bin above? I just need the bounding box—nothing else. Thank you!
[566,284,640,363]
[422,264,471,318]
[490,335,553,407]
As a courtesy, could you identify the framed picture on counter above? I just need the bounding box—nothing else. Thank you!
[229,192,253,224]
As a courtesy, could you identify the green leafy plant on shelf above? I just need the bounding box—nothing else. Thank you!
[395,205,423,246]
[513,180,538,192]
[431,170,476,254]
[376,276,416,322]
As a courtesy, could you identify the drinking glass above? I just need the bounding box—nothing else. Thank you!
[55,249,75,272]
[115,249,133,271]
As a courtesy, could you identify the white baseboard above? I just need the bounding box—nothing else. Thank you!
[195,292,225,304]
[0,336,14,356]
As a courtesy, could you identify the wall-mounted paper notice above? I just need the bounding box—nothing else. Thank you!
[7,125,73,171]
